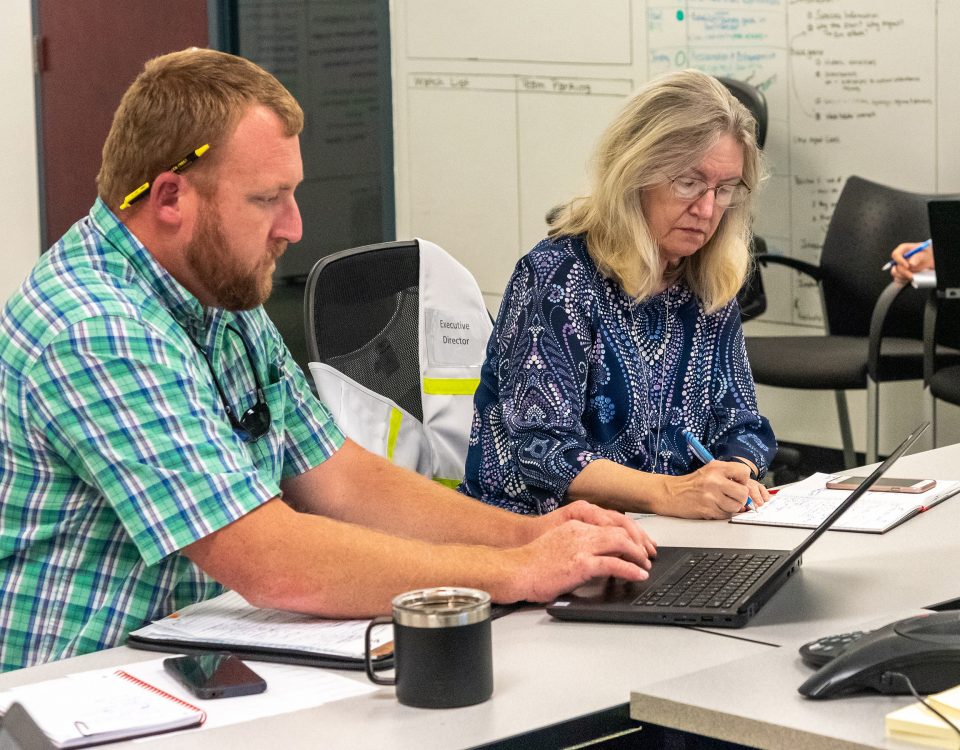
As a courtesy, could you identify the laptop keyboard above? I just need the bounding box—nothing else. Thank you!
[634,551,781,610]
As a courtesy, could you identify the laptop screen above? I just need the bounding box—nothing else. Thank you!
[929,199,960,302]
[780,421,928,568]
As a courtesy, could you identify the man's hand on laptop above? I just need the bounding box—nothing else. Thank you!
[507,501,657,602]
[538,500,657,551]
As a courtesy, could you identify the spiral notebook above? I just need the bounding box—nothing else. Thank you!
[729,472,960,534]
[0,669,204,747]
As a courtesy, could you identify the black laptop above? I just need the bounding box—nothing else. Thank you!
[547,422,929,628]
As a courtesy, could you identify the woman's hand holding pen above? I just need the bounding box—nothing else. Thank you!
[679,431,768,517]
[724,458,771,514]
[888,241,934,283]
[660,463,768,519]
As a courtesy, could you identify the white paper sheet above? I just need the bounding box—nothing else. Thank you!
[129,591,391,659]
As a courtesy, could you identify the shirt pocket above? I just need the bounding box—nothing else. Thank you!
[245,380,286,487]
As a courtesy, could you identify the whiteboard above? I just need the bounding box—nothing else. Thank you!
[391,0,959,324]
[239,0,392,278]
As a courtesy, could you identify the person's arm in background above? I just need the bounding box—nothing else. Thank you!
[575,298,775,519]
[889,242,935,283]
[479,250,614,511]
[569,456,758,519]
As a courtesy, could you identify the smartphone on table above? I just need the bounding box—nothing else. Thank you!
[825,476,936,494]
[163,652,267,699]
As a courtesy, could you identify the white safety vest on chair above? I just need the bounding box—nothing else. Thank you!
[309,239,492,486]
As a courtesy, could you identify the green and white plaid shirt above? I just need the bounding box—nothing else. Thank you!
[0,199,344,672]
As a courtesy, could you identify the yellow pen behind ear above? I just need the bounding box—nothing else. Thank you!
[119,182,150,210]
[119,144,210,210]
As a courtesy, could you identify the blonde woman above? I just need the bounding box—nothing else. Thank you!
[461,70,776,519]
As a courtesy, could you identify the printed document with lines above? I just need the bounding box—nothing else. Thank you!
[128,590,392,662]
[730,473,960,533]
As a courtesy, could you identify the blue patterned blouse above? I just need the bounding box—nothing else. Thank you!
[459,234,776,515]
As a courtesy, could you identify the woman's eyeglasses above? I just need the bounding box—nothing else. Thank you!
[669,176,750,208]
[188,324,272,443]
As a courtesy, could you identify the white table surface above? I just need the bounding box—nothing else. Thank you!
[4,442,957,749]
[0,606,767,749]
[630,642,932,750]
[629,441,960,749]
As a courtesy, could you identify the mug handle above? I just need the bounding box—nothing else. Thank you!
[364,616,395,685]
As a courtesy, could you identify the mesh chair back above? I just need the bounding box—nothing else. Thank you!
[717,77,769,320]
[717,76,768,149]
[819,176,936,339]
[306,240,424,423]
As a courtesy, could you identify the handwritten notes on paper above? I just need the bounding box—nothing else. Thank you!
[730,472,960,533]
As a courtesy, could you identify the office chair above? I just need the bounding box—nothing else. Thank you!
[304,238,492,486]
[745,175,956,467]
[716,76,768,153]
[717,76,769,322]
[546,78,770,319]
[923,200,960,446]
[716,77,808,481]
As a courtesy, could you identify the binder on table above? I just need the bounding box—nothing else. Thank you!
[127,590,394,671]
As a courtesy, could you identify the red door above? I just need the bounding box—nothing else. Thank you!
[35,1,209,247]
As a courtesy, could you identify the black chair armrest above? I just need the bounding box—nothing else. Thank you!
[923,293,937,386]
[866,280,919,380]
[756,255,823,282]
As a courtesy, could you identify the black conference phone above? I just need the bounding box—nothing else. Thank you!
[798,610,960,698]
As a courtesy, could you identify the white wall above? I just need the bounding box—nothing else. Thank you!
[1,3,41,305]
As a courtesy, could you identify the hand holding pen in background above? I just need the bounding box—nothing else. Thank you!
[682,430,757,512]
[882,239,932,274]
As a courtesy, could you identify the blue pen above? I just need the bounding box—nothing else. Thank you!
[881,239,931,272]
[683,430,756,511]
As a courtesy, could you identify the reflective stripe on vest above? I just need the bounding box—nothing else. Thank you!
[422,377,481,396]
[386,407,403,462]
[432,477,460,488]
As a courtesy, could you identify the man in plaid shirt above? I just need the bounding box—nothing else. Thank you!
[0,49,655,672]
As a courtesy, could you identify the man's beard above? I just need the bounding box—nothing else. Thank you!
[184,207,285,311]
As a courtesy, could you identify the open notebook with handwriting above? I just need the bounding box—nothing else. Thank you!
[0,669,204,748]
[730,472,960,534]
